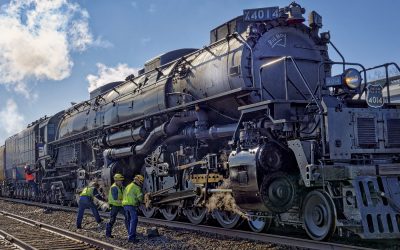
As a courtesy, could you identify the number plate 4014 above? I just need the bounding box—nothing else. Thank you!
[243,7,279,22]
[366,83,384,108]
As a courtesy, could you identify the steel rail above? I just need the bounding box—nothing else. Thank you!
[0,207,126,250]
[0,230,36,250]
[0,197,377,250]
[138,217,373,250]
[0,237,21,250]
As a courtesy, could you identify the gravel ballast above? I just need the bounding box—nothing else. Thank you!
[0,200,286,250]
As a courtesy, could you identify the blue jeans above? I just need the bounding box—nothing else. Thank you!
[106,206,128,236]
[76,196,102,228]
[124,205,138,241]
[28,180,38,196]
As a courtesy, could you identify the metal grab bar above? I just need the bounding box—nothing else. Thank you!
[233,32,256,89]
[359,62,400,103]
[316,61,366,158]
[259,56,322,114]
[316,61,367,100]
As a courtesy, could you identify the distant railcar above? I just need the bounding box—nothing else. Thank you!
[0,145,5,181]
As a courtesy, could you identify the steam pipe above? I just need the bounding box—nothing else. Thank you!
[102,110,212,159]
[104,146,134,160]
[207,123,238,139]
[183,123,237,140]
[100,126,147,147]
[134,123,167,155]
[164,111,199,135]
[135,110,207,155]
[162,135,191,145]
[101,111,200,160]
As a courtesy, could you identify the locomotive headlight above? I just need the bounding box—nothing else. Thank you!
[343,68,361,89]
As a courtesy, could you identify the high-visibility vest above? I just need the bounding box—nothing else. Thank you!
[25,173,34,181]
[122,182,143,206]
[80,186,94,197]
[108,183,123,207]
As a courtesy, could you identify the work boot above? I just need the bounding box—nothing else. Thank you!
[98,222,105,230]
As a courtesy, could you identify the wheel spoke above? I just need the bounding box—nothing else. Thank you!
[248,214,272,233]
[184,207,207,225]
[140,171,157,218]
[161,205,178,221]
[214,210,242,229]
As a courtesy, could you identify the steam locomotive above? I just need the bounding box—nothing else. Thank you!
[1,2,399,241]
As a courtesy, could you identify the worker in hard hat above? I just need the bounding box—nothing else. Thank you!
[76,179,103,229]
[24,165,38,197]
[106,173,129,238]
[122,174,144,243]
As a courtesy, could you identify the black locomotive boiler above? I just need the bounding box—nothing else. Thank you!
[1,2,399,241]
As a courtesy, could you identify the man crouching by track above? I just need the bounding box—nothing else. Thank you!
[76,179,104,229]
[106,173,129,238]
[122,175,144,243]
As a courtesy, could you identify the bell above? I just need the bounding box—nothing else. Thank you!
[285,2,305,24]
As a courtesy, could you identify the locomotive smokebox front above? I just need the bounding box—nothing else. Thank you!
[248,24,326,102]
[228,4,329,213]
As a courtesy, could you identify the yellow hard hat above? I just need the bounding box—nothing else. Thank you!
[114,173,124,181]
[134,175,144,184]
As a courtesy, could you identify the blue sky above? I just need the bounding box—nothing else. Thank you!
[0,0,399,143]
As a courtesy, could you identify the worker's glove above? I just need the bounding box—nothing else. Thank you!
[144,193,152,208]
[100,202,110,211]
[93,197,110,211]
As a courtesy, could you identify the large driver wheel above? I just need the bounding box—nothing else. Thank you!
[140,171,157,218]
[303,190,337,241]
[182,169,207,225]
[248,215,272,233]
[160,205,179,221]
[185,207,207,225]
[214,210,242,229]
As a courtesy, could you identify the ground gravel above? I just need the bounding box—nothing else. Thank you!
[0,200,291,250]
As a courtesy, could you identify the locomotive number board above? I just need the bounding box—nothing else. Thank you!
[366,84,384,108]
[243,7,279,22]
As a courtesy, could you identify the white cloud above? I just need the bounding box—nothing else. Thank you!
[0,0,101,99]
[87,63,139,93]
[8,81,39,100]
[0,99,25,142]
[93,36,114,49]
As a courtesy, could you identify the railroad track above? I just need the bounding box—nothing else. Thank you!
[0,236,20,250]
[0,207,125,250]
[0,197,379,250]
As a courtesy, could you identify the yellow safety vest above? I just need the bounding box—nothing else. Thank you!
[108,183,123,207]
[122,182,143,206]
[80,186,94,197]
